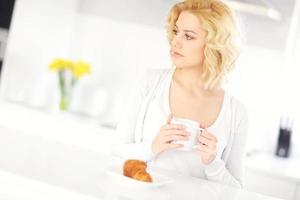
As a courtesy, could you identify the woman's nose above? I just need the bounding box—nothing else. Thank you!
[171,36,182,48]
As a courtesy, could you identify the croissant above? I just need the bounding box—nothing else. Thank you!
[123,159,152,183]
[132,170,152,182]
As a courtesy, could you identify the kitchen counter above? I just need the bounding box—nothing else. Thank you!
[245,152,300,200]
[0,170,99,200]
[102,157,284,200]
[0,150,284,200]
[246,152,300,183]
[0,100,292,199]
[0,100,116,154]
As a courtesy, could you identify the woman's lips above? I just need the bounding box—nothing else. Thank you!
[171,51,184,57]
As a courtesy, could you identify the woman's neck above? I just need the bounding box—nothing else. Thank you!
[173,66,221,96]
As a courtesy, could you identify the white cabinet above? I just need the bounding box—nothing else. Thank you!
[245,152,300,200]
[295,185,300,200]
[0,0,80,105]
[244,169,297,200]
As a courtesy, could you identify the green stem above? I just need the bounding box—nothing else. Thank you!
[59,94,70,110]
[71,77,78,88]
[58,70,70,111]
[59,70,66,97]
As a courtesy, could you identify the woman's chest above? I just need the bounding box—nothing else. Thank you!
[169,86,224,128]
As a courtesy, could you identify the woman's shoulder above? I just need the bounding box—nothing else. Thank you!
[136,68,173,96]
[226,92,249,138]
[226,91,248,118]
[139,68,172,86]
[142,68,172,81]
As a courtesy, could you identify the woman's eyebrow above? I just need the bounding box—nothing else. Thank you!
[175,25,198,35]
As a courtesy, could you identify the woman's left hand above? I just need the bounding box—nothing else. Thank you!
[196,128,218,165]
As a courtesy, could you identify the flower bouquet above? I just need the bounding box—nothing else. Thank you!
[48,58,91,111]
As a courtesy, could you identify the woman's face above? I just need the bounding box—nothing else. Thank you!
[170,11,207,69]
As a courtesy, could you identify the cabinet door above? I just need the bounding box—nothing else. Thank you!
[244,169,297,200]
[295,185,300,200]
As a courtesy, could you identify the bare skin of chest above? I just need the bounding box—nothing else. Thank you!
[169,80,224,127]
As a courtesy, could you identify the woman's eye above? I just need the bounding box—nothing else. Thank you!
[185,34,194,40]
[172,29,178,35]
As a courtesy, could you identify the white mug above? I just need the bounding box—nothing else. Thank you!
[170,117,204,151]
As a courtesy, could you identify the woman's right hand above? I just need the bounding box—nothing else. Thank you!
[151,114,190,155]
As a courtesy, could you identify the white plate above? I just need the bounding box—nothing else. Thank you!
[106,164,173,189]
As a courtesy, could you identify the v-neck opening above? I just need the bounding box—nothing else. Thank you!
[164,68,227,129]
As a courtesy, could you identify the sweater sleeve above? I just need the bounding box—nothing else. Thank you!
[111,71,156,162]
[204,102,249,188]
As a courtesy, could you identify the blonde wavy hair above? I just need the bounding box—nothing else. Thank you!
[167,0,240,89]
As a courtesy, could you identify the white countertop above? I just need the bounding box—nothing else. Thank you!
[90,156,285,200]
[0,170,100,200]
[0,100,292,199]
[1,100,299,184]
[246,151,300,183]
[0,156,283,200]
[0,100,116,154]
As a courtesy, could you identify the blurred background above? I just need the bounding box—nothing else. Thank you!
[0,0,299,199]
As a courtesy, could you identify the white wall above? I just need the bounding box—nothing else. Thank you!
[66,13,172,124]
[0,0,80,109]
[0,28,8,60]
[288,0,300,147]
[227,45,285,152]
[0,0,299,153]
[0,0,173,122]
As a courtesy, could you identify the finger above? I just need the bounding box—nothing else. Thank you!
[196,144,214,154]
[199,143,216,151]
[198,140,217,151]
[201,130,218,142]
[196,150,210,157]
[196,150,211,161]
[163,129,190,137]
[163,135,189,142]
[161,124,186,131]
[198,135,213,144]
[198,135,216,147]
[166,113,172,124]
[165,143,183,151]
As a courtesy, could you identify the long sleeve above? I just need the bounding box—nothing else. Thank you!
[204,103,249,188]
[111,71,158,161]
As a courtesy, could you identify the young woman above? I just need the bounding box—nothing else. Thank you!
[114,0,248,188]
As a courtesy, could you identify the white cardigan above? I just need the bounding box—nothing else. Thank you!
[113,68,249,188]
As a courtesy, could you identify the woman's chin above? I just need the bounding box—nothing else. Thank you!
[171,61,189,69]
[171,59,185,67]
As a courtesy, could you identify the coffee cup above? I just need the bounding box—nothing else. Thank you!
[170,117,204,151]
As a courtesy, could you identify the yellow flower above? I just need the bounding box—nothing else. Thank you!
[48,58,74,71]
[71,60,91,78]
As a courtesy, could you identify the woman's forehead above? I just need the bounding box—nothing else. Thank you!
[176,11,205,34]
